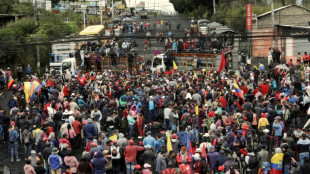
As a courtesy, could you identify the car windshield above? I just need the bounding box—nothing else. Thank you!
[62,62,71,72]
[153,57,162,67]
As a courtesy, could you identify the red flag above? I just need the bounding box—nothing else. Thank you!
[201,144,207,158]
[217,51,226,73]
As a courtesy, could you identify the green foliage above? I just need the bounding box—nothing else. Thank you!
[0,0,16,14]
[11,2,34,16]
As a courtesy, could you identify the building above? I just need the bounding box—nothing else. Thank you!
[0,14,25,28]
[251,4,310,64]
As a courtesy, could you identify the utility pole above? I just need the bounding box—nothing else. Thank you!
[111,0,114,18]
[34,0,40,74]
[83,10,86,29]
[213,0,216,14]
[271,0,275,48]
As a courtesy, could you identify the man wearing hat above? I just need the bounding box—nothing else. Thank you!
[156,149,167,174]
[207,146,219,172]
[143,131,155,148]
[272,116,284,148]
[48,148,62,174]
[177,146,192,165]
[215,150,227,173]
[90,107,102,134]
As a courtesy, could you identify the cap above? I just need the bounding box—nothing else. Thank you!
[144,145,152,149]
[275,116,281,120]
[113,140,118,143]
[263,129,269,133]
[144,163,151,168]
[218,166,224,171]
[134,165,141,170]
[139,141,143,146]
[219,150,225,154]
[261,113,267,118]
[147,131,151,135]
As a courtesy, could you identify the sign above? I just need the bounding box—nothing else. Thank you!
[99,0,106,7]
[117,4,125,9]
[246,4,252,31]
[46,0,52,11]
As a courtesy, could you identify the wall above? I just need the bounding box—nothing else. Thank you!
[256,6,310,29]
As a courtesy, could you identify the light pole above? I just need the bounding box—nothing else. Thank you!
[34,0,40,74]
[213,0,216,14]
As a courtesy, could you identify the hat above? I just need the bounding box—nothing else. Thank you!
[139,141,143,146]
[243,124,249,130]
[11,121,15,126]
[113,140,118,143]
[65,119,69,123]
[147,131,151,135]
[275,147,282,153]
[218,166,224,171]
[238,130,243,134]
[31,150,36,154]
[263,129,269,133]
[134,165,141,170]
[275,116,281,120]
[219,150,225,154]
[210,146,215,150]
[87,118,92,122]
[196,148,202,153]
[172,133,177,139]
[193,153,200,160]
[144,163,151,168]
[160,130,165,134]
[261,113,267,118]
[103,150,109,154]
[144,145,152,149]
[203,133,210,137]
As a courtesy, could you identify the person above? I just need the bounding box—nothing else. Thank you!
[141,145,156,171]
[64,166,73,174]
[155,149,167,174]
[48,148,63,174]
[83,118,97,145]
[92,151,106,174]
[35,160,46,174]
[245,147,257,174]
[143,131,155,148]
[8,124,20,162]
[64,152,79,174]
[272,116,284,148]
[282,144,294,174]
[297,133,310,165]
[161,162,175,174]
[270,148,283,174]
[110,140,121,174]
[24,159,36,174]
[257,145,269,174]
[77,157,93,174]
[124,139,145,174]
[207,146,219,172]
[90,107,102,134]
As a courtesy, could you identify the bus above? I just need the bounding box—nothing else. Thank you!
[197,19,210,36]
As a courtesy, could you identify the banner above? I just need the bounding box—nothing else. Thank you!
[246,4,252,31]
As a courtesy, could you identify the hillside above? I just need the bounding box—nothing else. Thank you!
[169,0,309,33]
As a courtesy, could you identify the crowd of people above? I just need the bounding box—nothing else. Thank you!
[1,49,310,174]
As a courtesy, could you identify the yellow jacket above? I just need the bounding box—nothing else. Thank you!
[258,118,269,130]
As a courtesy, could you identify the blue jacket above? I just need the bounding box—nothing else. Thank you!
[49,154,62,170]
[93,152,106,174]
[83,123,97,139]
[207,151,220,171]
[143,135,155,148]
[177,131,188,146]
[9,129,18,142]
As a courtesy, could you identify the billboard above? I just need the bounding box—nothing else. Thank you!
[246,4,252,31]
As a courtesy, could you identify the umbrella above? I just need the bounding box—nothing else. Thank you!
[275,64,289,71]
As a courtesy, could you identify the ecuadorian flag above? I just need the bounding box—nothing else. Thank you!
[24,81,42,103]
[271,153,283,174]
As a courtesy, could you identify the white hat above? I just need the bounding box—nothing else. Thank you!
[196,148,202,153]
[144,163,151,168]
[263,129,269,133]
[203,133,210,137]
[193,153,200,160]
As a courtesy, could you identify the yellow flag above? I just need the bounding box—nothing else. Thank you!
[167,132,173,152]
[195,105,199,115]
[173,60,178,70]
[193,71,197,80]
[140,64,143,70]
[109,134,117,141]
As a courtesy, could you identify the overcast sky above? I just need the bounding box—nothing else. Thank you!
[124,0,176,12]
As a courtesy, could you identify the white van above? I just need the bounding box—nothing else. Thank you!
[61,58,76,75]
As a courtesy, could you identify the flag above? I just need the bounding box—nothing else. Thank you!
[164,70,173,75]
[195,105,198,115]
[217,51,226,73]
[186,133,193,155]
[271,153,283,174]
[201,144,207,158]
[24,81,42,103]
[8,77,14,89]
[234,80,245,102]
[167,132,173,152]
[139,64,143,70]
[193,71,197,80]
[173,60,178,70]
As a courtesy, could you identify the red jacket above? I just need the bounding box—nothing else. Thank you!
[176,152,192,164]
[260,83,269,95]
[72,120,82,134]
[179,164,192,174]
[63,86,70,97]
[124,140,145,162]
[59,138,71,149]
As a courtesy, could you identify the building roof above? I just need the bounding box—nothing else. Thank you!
[276,24,310,29]
[257,4,310,18]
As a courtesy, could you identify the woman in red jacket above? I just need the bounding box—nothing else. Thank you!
[124,140,145,174]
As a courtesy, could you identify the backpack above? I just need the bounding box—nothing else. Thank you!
[247,154,258,169]
[111,146,119,157]
[24,131,31,144]
[234,157,245,173]
[9,130,16,144]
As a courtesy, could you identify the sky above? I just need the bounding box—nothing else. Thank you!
[124,0,176,12]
